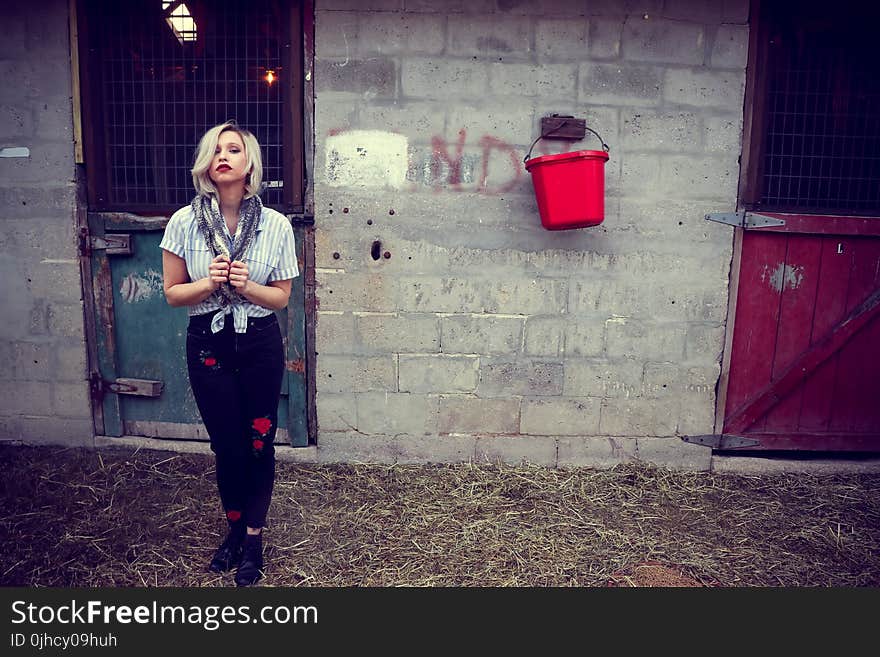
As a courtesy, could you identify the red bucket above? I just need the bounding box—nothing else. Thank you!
[525,149,610,230]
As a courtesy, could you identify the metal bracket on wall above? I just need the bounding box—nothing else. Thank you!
[285,214,315,226]
[89,372,163,401]
[681,434,762,449]
[540,115,587,141]
[705,211,786,229]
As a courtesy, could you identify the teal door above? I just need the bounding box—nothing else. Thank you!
[87,212,309,447]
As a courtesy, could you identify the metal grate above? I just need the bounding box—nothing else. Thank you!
[759,2,880,215]
[88,0,289,209]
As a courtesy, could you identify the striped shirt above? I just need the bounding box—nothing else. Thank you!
[159,200,300,334]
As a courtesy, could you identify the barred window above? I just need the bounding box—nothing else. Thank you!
[79,0,304,213]
[749,0,880,215]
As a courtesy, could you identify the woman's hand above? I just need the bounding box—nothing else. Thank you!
[229,260,249,292]
[208,255,230,290]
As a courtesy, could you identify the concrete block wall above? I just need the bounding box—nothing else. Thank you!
[313,0,747,469]
[0,0,91,446]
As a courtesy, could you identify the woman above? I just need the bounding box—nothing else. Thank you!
[160,120,299,586]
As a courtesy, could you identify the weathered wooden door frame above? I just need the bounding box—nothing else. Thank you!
[83,212,313,446]
[711,0,880,451]
[714,215,880,450]
[72,0,317,446]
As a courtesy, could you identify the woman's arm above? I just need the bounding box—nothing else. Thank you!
[162,250,224,307]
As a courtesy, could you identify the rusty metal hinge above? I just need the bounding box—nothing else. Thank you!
[78,227,91,257]
[705,211,786,229]
[681,434,762,449]
[78,230,132,257]
[89,371,163,400]
[285,213,315,226]
[88,371,101,400]
[92,234,132,255]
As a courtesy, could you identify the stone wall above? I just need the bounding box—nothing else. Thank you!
[312,0,748,469]
[0,0,91,446]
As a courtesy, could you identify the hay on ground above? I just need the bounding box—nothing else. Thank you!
[1,445,878,587]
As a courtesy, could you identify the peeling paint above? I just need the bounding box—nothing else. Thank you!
[408,150,479,187]
[119,269,164,303]
[338,30,350,67]
[286,359,306,373]
[325,130,408,189]
[97,259,116,354]
[761,262,804,292]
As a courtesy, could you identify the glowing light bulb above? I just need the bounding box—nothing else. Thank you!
[265,69,276,85]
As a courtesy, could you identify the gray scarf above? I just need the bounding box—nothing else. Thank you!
[191,194,263,309]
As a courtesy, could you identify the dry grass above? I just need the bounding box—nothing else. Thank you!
[1,444,878,587]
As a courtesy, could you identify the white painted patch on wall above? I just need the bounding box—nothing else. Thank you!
[325,130,408,189]
[120,269,164,303]
[0,147,30,158]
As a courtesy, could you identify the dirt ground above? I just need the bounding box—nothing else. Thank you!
[1,444,878,587]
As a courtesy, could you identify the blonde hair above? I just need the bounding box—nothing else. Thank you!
[191,120,263,198]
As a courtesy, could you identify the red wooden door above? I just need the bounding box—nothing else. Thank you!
[718,214,880,451]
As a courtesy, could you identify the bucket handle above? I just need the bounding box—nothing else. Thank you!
[523,120,610,164]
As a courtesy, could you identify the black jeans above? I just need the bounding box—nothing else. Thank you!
[186,312,284,529]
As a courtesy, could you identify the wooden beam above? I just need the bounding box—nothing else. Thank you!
[68,0,83,164]
[714,227,743,435]
[755,213,880,236]
[302,0,315,217]
[722,432,880,452]
[737,0,769,208]
[725,287,880,433]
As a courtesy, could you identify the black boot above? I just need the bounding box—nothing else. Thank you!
[208,523,245,573]
[235,533,264,586]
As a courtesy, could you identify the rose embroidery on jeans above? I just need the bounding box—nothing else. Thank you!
[251,417,271,457]
[199,350,220,369]
[252,418,271,435]
[226,509,241,522]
